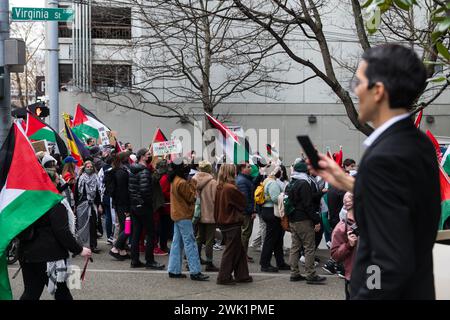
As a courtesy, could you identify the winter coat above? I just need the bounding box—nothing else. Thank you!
[214,182,246,228]
[18,203,83,263]
[170,176,196,222]
[160,174,171,215]
[129,163,153,207]
[112,166,130,209]
[192,172,217,224]
[236,173,255,215]
[287,178,321,224]
[262,177,282,208]
[330,218,357,281]
[152,171,165,212]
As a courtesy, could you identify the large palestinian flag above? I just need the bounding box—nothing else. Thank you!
[25,111,68,159]
[0,122,63,300]
[205,112,250,164]
[72,104,110,142]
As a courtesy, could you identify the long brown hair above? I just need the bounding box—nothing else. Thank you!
[217,164,236,185]
[62,162,75,177]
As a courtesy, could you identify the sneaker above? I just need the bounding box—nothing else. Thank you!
[306,275,327,285]
[290,274,307,282]
[213,244,223,251]
[169,273,187,279]
[322,260,337,275]
[130,261,145,268]
[154,247,168,256]
[190,272,210,281]
[326,241,332,249]
[145,261,165,270]
[109,250,126,261]
[107,237,114,245]
[261,265,278,273]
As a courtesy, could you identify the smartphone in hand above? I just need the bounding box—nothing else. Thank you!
[296,135,321,170]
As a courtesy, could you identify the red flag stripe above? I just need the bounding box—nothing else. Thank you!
[205,113,240,145]
[426,130,443,163]
[414,110,423,128]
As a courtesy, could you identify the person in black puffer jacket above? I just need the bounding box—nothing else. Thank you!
[127,148,164,270]
[18,169,92,300]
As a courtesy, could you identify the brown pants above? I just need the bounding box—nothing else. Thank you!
[217,226,250,282]
[289,220,317,279]
[241,215,254,254]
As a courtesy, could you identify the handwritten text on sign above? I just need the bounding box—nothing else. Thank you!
[152,140,182,156]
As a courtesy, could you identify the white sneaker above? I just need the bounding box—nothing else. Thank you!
[213,244,223,251]
[326,241,332,249]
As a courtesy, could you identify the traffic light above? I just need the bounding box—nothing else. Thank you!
[28,102,49,118]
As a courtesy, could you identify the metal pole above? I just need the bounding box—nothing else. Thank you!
[47,0,59,130]
[0,0,11,145]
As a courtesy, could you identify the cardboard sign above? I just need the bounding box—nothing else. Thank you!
[31,140,49,153]
[152,140,182,156]
[98,127,110,146]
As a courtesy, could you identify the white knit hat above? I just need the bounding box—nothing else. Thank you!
[41,154,57,168]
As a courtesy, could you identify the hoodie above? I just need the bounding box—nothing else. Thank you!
[192,172,218,224]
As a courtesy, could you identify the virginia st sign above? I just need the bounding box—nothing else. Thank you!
[12,7,74,21]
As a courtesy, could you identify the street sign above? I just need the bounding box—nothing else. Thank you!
[36,76,45,97]
[11,7,74,21]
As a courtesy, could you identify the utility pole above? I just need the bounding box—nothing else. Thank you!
[0,0,11,145]
[47,0,59,131]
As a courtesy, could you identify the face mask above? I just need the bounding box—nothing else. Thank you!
[85,168,94,175]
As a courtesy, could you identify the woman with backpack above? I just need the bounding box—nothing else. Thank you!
[259,166,290,273]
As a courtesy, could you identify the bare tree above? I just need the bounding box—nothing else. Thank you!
[91,0,311,126]
[10,22,45,107]
[231,0,449,135]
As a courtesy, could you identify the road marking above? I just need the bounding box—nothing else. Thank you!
[7,267,338,278]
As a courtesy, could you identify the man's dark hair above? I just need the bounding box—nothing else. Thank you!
[136,148,148,162]
[125,142,131,149]
[362,44,427,111]
[343,158,356,167]
[86,137,95,145]
[236,161,249,174]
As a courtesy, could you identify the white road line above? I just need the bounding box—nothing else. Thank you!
[7,267,337,278]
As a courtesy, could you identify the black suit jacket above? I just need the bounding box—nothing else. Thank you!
[351,117,441,299]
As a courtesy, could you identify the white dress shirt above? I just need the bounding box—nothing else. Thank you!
[363,113,411,147]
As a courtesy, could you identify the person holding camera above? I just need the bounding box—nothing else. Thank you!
[331,192,358,300]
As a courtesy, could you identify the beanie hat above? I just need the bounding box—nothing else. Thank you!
[198,160,212,173]
[293,158,307,173]
[41,154,57,168]
[63,155,79,164]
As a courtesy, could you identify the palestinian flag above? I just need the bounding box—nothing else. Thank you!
[72,104,110,142]
[205,112,250,164]
[0,122,63,300]
[25,112,68,159]
[426,130,443,162]
[414,110,423,129]
[152,128,168,143]
[333,146,343,167]
[63,114,90,166]
[441,146,450,177]
[439,166,450,230]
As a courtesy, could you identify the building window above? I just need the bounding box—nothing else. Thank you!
[91,7,131,39]
[58,5,72,38]
[59,64,73,90]
[92,64,131,91]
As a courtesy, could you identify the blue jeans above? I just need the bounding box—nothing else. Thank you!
[168,219,201,275]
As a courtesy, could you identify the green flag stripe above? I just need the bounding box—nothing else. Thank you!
[73,124,99,140]
[29,129,56,143]
[0,190,62,300]
[440,199,450,230]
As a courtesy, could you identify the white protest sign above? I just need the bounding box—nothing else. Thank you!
[152,140,182,156]
[98,127,110,146]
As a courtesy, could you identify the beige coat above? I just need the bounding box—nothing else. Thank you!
[192,172,217,224]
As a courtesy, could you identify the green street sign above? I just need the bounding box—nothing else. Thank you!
[11,7,74,21]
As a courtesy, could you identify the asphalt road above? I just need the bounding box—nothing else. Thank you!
[8,239,345,300]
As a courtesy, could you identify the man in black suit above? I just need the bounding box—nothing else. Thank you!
[311,44,441,299]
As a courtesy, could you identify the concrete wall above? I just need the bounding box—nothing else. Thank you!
[59,92,450,166]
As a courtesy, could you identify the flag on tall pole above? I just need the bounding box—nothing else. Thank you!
[63,114,89,166]
[72,104,110,143]
[205,112,249,164]
[25,111,68,159]
[414,110,423,129]
[0,122,63,300]
[439,166,450,230]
